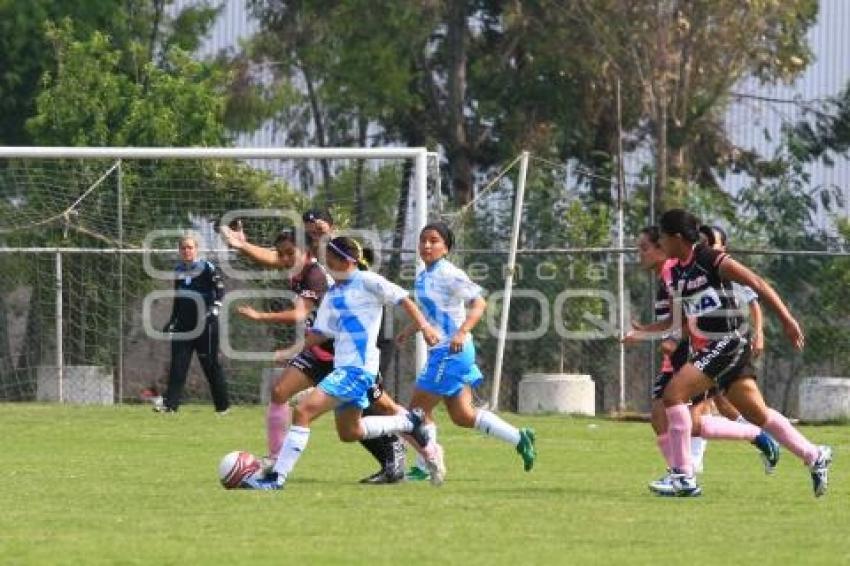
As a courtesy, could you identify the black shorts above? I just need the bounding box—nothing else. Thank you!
[288,351,385,407]
[652,372,673,400]
[287,351,334,385]
[652,371,712,405]
[692,334,755,391]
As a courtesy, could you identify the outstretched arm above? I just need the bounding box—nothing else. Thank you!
[719,257,803,350]
[237,296,314,325]
[221,225,282,268]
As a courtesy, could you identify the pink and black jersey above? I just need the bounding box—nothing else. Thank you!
[656,259,688,372]
[289,259,334,361]
[666,243,744,345]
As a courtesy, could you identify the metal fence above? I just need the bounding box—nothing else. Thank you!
[2,244,847,416]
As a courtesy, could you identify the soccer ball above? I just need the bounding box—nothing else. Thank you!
[218,451,261,489]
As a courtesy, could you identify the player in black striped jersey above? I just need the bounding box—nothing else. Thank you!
[630,226,778,497]
[654,209,831,497]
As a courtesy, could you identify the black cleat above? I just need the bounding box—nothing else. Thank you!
[359,468,405,485]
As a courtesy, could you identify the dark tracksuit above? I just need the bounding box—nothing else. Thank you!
[163,259,230,412]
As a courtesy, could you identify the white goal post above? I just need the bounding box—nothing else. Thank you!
[0,146,430,402]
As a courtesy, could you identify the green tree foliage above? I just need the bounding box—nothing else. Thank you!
[786,84,850,164]
[27,24,228,148]
[548,0,818,212]
[0,0,124,144]
[0,6,303,393]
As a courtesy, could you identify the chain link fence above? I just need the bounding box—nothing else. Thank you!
[2,244,847,416]
[2,153,848,415]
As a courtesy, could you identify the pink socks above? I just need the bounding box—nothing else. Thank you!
[665,404,693,476]
[265,402,291,459]
[761,408,819,466]
[699,415,760,441]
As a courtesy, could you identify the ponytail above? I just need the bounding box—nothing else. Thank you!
[659,209,701,243]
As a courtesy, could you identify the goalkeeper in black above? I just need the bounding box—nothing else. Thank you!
[157,234,231,413]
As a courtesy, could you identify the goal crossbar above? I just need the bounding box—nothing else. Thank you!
[0,147,428,160]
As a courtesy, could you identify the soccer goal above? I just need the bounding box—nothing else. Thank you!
[0,146,433,405]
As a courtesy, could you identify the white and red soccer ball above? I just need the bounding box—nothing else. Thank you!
[218,451,261,489]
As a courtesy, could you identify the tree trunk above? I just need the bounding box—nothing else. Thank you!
[353,113,367,226]
[389,159,413,282]
[445,0,473,206]
[0,296,14,398]
[15,282,46,400]
[654,1,670,215]
[301,63,333,206]
[143,0,165,92]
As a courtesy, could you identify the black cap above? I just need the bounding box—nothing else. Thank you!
[302,208,333,225]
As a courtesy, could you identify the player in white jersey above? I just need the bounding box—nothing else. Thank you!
[241,236,443,490]
[396,222,536,483]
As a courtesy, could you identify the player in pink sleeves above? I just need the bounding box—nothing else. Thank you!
[241,236,442,490]
[631,226,779,497]
[221,225,408,483]
[653,209,831,497]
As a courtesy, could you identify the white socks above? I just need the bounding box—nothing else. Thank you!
[360,414,412,439]
[273,425,310,478]
[690,436,707,473]
[474,410,521,446]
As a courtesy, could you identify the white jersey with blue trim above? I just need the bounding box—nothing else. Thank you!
[312,270,408,374]
[732,282,758,305]
[414,258,483,348]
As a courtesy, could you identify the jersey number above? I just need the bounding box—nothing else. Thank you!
[683,288,721,316]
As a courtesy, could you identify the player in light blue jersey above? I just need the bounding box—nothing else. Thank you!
[242,236,443,490]
[396,222,536,484]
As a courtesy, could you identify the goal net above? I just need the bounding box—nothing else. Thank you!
[0,147,431,405]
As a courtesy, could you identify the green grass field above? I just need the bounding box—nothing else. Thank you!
[1,403,848,565]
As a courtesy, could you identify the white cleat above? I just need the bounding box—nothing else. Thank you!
[648,470,676,496]
[670,471,702,497]
[424,443,446,487]
[810,445,833,498]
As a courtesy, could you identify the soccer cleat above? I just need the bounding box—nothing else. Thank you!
[648,470,676,497]
[669,471,702,497]
[424,443,446,487]
[752,431,780,475]
[386,437,406,475]
[405,466,431,481]
[260,456,277,477]
[152,404,176,413]
[406,408,431,448]
[359,468,405,485]
[809,445,833,498]
[239,470,284,491]
[516,428,536,472]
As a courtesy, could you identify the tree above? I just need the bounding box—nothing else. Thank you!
[0,0,221,145]
[539,0,818,214]
[0,0,124,145]
[0,14,304,398]
[786,84,850,163]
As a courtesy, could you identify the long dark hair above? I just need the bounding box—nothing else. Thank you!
[659,209,701,243]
